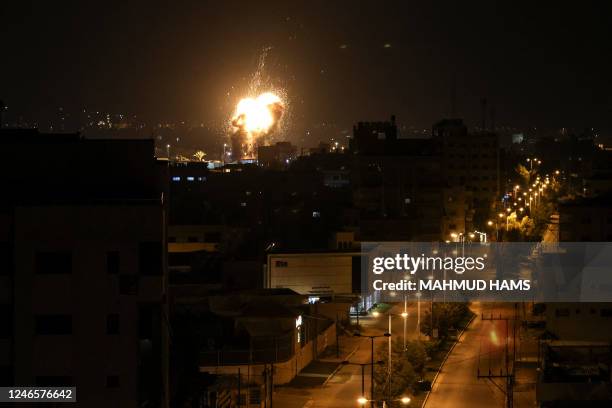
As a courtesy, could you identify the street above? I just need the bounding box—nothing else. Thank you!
[424,302,536,408]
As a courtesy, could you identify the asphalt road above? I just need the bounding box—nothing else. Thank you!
[424,303,519,408]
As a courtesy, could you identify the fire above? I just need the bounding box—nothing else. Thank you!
[230,92,284,160]
[234,92,281,135]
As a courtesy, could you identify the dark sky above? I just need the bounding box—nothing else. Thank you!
[2,1,612,136]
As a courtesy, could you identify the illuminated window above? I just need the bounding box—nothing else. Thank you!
[172,176,181,182]
[187,176,195,181]
[312,211,321,218]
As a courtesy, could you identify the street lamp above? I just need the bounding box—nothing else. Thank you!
[415,292,422,340]
[356,397,411,406]
[372,310,409,391]
[353,332,392,408]
[344,360,384,406]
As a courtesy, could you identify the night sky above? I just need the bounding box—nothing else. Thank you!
[2,1,612,137]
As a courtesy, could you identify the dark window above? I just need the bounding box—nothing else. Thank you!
[139,242,162,276]
[119,275,138,295]
[581,217,592,225]
[275,260,288,268]
[555,308,570,317]
[35,251,72,274]
[0,305,12,338]
[167,237,177,243]
[36,315,72,335]
[600,308,612,317]
[187,236,199,243]
[107,314,119,334]
[0,242,11,276]
[36,376,73,386]
[107,251,119,275]
[106,375,120,388]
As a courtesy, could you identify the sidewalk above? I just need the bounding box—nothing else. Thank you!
[274,334,366,408]
[286,334,362,388]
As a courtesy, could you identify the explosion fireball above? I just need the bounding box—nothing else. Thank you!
[230,92,284,160]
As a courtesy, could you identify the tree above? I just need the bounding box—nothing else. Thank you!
[420,303,471,339]
[374,339,420,405]
[193,150,207,161]
[515,164,531,184]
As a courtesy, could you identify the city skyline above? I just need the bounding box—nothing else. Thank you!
[2,1,612,137]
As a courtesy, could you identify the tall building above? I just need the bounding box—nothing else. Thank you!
[350,116,445,241]
[433,119,500,230]
[0,129,169,407]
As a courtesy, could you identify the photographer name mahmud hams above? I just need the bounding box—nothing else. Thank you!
[417,279,530,291]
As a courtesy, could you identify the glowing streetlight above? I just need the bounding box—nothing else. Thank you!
[401,397,411,404]
[357,397,368,405]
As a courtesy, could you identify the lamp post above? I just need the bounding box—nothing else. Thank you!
[342,360,384,404]
[403,295,408,350]
[354,332,392,408]
[371,310,410,392]
[416,292,422,340]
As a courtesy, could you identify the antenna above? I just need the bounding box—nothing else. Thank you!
[450,73,457,118]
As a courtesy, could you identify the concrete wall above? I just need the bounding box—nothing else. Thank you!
[200,323,337,385]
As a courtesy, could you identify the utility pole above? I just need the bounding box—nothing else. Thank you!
[479,313,515,408]
[371,337,375,408]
